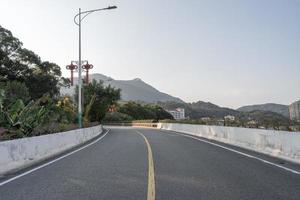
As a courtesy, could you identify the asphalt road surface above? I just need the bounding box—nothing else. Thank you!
[0,127,300,200]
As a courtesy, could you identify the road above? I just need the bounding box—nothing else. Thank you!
[0,127,300,200]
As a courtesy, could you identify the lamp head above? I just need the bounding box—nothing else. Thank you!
[107,5,117,9]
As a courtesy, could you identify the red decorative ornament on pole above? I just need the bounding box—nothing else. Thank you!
[66,62,78,86]
[82,62,93,84]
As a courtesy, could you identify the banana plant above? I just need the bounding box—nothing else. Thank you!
[0,95,49,138]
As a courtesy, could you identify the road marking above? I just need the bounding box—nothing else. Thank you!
[136,131,155,200]
[159,129,300,175]
[0,129,110,187]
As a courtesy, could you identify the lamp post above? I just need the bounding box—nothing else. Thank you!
[74,5,117,128]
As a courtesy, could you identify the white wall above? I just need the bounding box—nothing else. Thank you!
[158,123,300,164]
[0,125,103,175]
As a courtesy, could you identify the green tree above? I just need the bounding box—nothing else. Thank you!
[75,80,121,122]
[0,25,66,100]
[118,101,173,120]
[1,81,30,106]
[103,112,133,122]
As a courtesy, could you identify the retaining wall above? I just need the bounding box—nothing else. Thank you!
[0,125,103,175]
[158,123,300,164]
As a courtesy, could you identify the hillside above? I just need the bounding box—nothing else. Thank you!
[158,101,291,126]
[158,101,239,119]
[61,73,184,103]
[61,74,293,124]
[237,103,289,117]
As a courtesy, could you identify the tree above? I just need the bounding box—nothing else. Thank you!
[1,81,30,106]
[0,25,65,100]
[103,112,133,122]
[118,101,173,121]
[25,62,62,99]
[75,80,121,122]
[150,104,174,120]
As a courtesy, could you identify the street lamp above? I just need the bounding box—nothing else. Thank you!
[74,5,117,128]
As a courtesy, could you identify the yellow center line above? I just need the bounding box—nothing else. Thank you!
[136,131,155,200]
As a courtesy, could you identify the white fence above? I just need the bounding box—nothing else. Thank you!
[158,123,300,164]
[0,125,103,175]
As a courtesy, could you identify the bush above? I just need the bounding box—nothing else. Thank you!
[56,96,76,123]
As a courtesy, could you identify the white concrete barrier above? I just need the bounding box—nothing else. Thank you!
[0,125,103,175]
[158,123,300,164]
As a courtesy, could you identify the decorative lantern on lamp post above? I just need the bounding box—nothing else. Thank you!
[66,62,78,86]
[82,62,93,84]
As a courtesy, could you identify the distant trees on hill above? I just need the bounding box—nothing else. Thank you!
[103,101,173,122]
[157,101,299,131]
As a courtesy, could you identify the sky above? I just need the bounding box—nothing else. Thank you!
[0,0,299,108]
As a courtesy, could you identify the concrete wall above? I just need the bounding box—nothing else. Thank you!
[0,125,103,175]
[158,123,300,164]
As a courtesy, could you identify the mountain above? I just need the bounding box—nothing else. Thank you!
[237,103,289,118]
[60,73,184,103]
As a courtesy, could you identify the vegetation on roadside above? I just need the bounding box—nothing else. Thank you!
[0,25,122,140]
[0,25,173,140]
[76,80,121,123]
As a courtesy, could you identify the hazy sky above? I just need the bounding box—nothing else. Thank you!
[1,0,299,108]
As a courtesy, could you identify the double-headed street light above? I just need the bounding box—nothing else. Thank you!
[74,5,117,128]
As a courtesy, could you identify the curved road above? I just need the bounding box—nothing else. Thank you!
[0,127,300,200]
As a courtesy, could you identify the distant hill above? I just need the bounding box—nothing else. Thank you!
[61,74,292,124]
[61,73,184,103]
[240,110,289,121]
[158,101,239,118]
[188,101,239,118]
[158,101,291,125]
[237,103,289,117]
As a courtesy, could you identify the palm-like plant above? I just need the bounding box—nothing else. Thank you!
[0,92,48,138]
[84,93,96,125]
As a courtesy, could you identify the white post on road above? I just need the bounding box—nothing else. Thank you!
[73,6,117,128]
